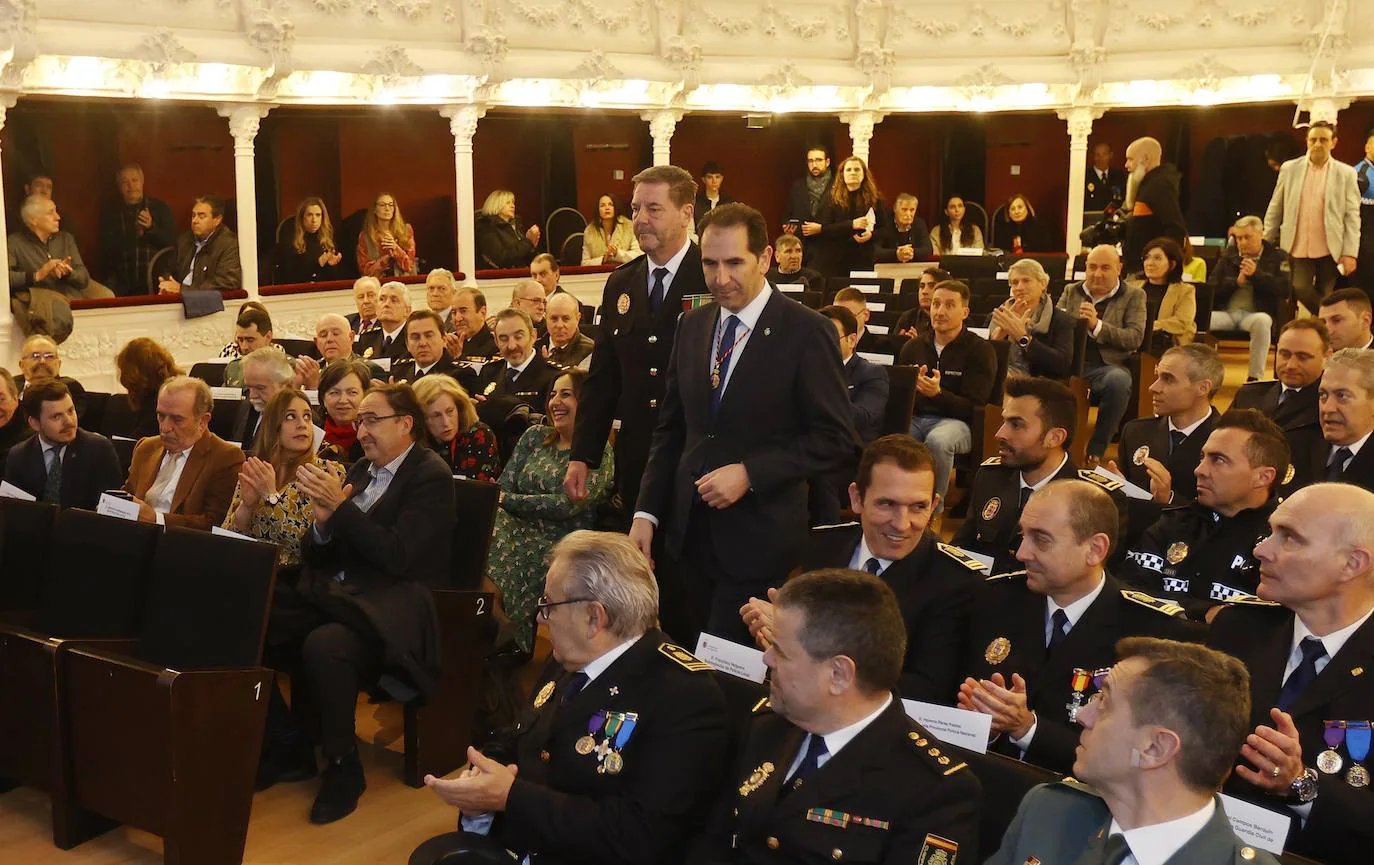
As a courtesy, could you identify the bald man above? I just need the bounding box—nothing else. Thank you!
[542,291,594,370]
[1123,136,1186,270]
[1208,483,1374,865]
[293,313,386,389]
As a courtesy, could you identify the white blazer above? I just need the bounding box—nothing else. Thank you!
[1263,155,1362,260]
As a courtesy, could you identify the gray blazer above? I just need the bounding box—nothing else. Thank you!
[1055,280,1146,367]
[986,782,1281,865]
[1264,155,1362,260]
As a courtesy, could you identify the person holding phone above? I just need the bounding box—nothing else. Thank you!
[100,163,176,296]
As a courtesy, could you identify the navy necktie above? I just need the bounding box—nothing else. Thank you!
[1101,833,1131,865]
[560,671,589,706]
[42,446,62,503]
[710,315,740,416]
[1277,637,1326,711]
[1169,429,1186,452]
[650,267,669,315]
[1328,447,1353,481]
[1278,387,1292,405]
[1048,608,1070,650]
[783,734,829,796]
[864,557,882,576]
[1018,485,1033,511]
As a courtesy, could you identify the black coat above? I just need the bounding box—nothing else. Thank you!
[1124,163,1187,270]
[457,323,499,361]
[1006,303,1077,381]
[693,193,735,231]
[764,266,824,293]
[1209,604,1374,865]
[1291,432,1374,492]
[1208,241,1291,318]
[990,214,1051,253]
[874,215,934,262]
[842,354,888,445]
[802,523,982,703]
[273,231,345,285]
[1117,408,1217,502]
[0,411,32,467]
[896,328,998,422]
[474,352,559,410]
[390,353,478,393]
[3,428,123,510]
[488,631,730,865]
[962,572,1201,774]
[354,324,411,363]
[688,698,982,865]
[812,195,884,278]
[573,246,706,513]
[637,290,857,582]
[474,213,537,270]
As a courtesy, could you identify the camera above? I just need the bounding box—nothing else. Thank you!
[1080,199,1126,247]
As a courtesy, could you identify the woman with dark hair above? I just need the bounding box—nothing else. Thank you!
[485,369,613,650]
[413,373,499,481]
[315,359,371,465]
[991,193,1050,253]
[581,193,640,265]
[812,155,885,278]
[475,189,540,270]
[930,195,985,256]
[276,197,344,284]
[357,192,417,277]
[1129,236,1196,349]
[896,267,950,338]
[109,337,182,438]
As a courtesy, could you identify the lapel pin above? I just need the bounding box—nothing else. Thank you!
[1353,667,1365,677]
[763,327,771,336]
[609,686,620,696]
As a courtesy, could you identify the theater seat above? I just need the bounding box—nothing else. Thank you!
[0,498,57,614]
[943,745,1062,858]
[450,477,500,589]
[189,361,228,387]
[882,366,918,436]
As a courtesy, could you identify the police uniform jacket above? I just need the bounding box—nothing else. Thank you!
[389,352,478,393]
[1117,409,1217,503]
[688,697,981,865]
[457,323,499,361]
[1208,241,1292,318]
[895,327,998,422]
[801,523,983,704]
[475,352,559,410]
[961,571,1200,774]
[1084,166,1128,212]
[951,457,1130,577]
[355,324,411,363]
[1209,604,1374,865]
[485,631,730,865]
[573,246,706,512]
[986,782,1279,865]
[1120,498,1275,620]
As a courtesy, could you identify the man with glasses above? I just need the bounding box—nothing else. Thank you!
[510,279,549,339]
[0,368,29,466]
[123,375,244,528]
[13,333,87,413]
[411,530,729,865]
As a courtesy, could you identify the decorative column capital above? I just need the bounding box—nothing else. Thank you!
[840,110,885,141]
[1300,95,1352,125]
[441,103,486,146]
[0,93,18,134]
[1057,105,1104,143]
[641,109,684,142]
[217,103,272,143]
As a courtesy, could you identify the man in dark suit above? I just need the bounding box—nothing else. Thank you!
[443,287,499,360]
[1110,343,1222,505]
[4,378,121,509]
[833,287,898,358]
[1083,141,1127,212]
[874,192,934,263]
[354,280,413,363]
[566,164,706,524]
[345,275,381,335]
[742,436,983,704]
[818,305,887,445]
[473,308,559,411]
[412,530,729,865]
[123,375,245,529]
[1208,483,1374,865]
[1231,318,1328,463]
[954,376,1129,576]
[0,368,30,467]
[1320,286,1374,351]
[693,570,981,865]
[989,258,1075,380]
[229,346,295,451]
[156,194,242,294]
[285,383,457,824]
[1290,346,1374,491]
[957,479,1199,775]
[632,204,857,644]
[987,638,1278,865]
[541,292,594,370]
[693,160,734,232]
[390,309,477,392]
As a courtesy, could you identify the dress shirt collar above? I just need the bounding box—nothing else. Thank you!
[369,442,414,480]
[849,533,894,575]
[720,283,773,334]
[1047,573,1106,632]
[648,237,693,290]
[1107,797,1216,865]
[818,693,893,762]
[579,634,642,683]
[1333,429,1373,461]
[1020,452,1069,493]
[1080,280,1122,304]
[1292,604,1374,666]
[193,229,218,250]
[380,322,406,341]
[416,360,439,375]
[509,351,537,376]
[1168,408,1213,438]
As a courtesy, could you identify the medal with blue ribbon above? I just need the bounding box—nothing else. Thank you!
[1318,721,1345,774]
[600,712,638,775]
[575,710,606,756]
[1345,721,1371,787]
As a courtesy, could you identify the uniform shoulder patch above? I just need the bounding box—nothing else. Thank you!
[1121,589,1186,618]
[751,696,773,714]
[1057,776,1104,798]
[811,520,861,533]
[904,727,965,775]
[981,455,1002,466]
[937,542,990,572]
[1078,469,1124,491]
[1222,593,1282,608]
[986,569,1028,582]
[658,641,713,672]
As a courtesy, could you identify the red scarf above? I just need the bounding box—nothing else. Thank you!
[323,417,358,452]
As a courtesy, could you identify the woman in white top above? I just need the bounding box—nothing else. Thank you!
[581,194,641,265]
[930,195,985,256]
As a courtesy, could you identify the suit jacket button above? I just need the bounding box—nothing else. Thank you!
[831,849,844,861]
[648,335,658,344]
[766,837,780,850]
[649,399,658,408]
[649,368,658,376]
[540,750,550,762]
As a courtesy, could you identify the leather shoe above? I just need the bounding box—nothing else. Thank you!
[309,747,366,824]
[256,739,317,792]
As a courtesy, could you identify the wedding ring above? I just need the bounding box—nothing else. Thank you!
[1271,766,1281,778]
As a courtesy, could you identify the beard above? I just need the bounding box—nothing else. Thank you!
[1123,165,1146,209]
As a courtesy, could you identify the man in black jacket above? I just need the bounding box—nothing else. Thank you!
[897,279,997,509]
[875,192,933,263]
[413,531,730,865]
[157,194,242,294]
[3,378,121,509]
[693,160,734,232]
[1209,215,1291,382]
[474,308,559,415]
[1231,319,1328,474]
[819,305,887,444]
[763,233,823,292]
[566,165,705,525]
[989,258,1075,380]
[389,309,477,392]
[444,287,499,360]
[354,280,413,363]
[1123,137,1186,271]
[780,145,832,246]
[1289,346,1374,491]
[1084,141,1128,212]
[101,163,176,296]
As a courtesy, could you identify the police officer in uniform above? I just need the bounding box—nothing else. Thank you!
[1120,409,1288,619]
[412,531,729,865]
[690,569,981,865]
[566,165,706,524]
[987,638,1279,865]
[953,376,1129,575]
[958,480,1200,776]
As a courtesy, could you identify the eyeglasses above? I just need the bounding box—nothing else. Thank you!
[353,413,403,429]
[535,594,594,622]
[376,201,396,209]
[25,352,57,362]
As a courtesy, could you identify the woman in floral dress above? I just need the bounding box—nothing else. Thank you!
[413,373,500,482]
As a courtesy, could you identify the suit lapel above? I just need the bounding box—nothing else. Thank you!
[775,699,906,818]
[715,290,782,418]
[170,436,209,513]
[1249,611,1296,723]
[1290,615,1374,720]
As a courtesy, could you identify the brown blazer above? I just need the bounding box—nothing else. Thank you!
[123,431,245,530]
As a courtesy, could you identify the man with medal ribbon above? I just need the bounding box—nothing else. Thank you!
[411,531,729,865]
[1208,482,1374,865]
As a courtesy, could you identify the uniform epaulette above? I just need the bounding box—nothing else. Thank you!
[986,569,1027,582]
[904,729,967,775]
[1121,589,1186,618]
[981,456,1002,466]
[1222,593,1282,607]
[810,521,860,532]
[1057,776,1103,797]
[1078,469,1124,491]
[751,696,772,714]
[658,642,713,672]
[937,543,990,572]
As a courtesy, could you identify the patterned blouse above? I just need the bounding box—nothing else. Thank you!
[435,421,501,482]
[222,458,347,568]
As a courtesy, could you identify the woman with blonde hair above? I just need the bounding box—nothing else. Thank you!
[356,192,417,277]
[475,189,540,270]
[413,373,500,481]
[811,155,885,277]
[276,196,344,284]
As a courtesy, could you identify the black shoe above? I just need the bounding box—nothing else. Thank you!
[256,739,317,792]
[310,748,366,824]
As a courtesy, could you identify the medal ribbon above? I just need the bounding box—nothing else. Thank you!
[1070,668,1091,693]
[710,317,751,389]
[1324,720,1347,751]
[587,710,606,738]
[612,713,638,751]
[603,712,623,741]
[1348,721,1372,764]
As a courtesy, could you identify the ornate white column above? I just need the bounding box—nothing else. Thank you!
[217,104,271,299]
[841,111,885,164]
[1302,95,1351,127]
[641,109,683,167]
[0,95,19,362]
[1058,105,1104,263]
[442,103,485,286]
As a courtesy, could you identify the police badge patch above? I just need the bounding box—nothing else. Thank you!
[918,833,958,864]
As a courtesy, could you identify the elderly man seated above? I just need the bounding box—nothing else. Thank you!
[8,195,113,335]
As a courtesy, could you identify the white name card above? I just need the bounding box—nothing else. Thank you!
[867,301,886,312]
[372,357,392,372]
[0,481,36,501]
[849,270,879,278]
[777,283,808,294]
[211,525,256,541]
[902,699,993,753]
[304,389,320,405]
[996,271,1010,280]
[694,633,768,683]
[853,284,881,294]
[96,492,141,521]
[1189,235,1207,246]
[857,352,895,366]
[968,327,991,339]
[1091,465,1154,501]
[211,386,244,401]
[1074,271,1086,280]
[1219,793,1290,855]
[867,324,890,335]
[313,424,327,452]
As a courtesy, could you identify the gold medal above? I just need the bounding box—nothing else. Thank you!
[603,751,624,774]
[981,497,1000,521]
[616,292,631,315]
[532,680,555,709]
[1317,749,1344,774]
[483,381,497,396]
[985,636,1011,665]
[575,735,597,755]
[711,370,721,390]
[739,761,775,796]
[1347,764,1370,787]
[1132,445,1149,466]
[1283,464,1295,486]
[1166,541,1189,565]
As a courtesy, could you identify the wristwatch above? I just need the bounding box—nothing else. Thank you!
[1017,335,1032,349]
[1288,767,1319,804]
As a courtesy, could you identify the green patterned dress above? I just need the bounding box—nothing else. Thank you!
[487,425,614,650]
